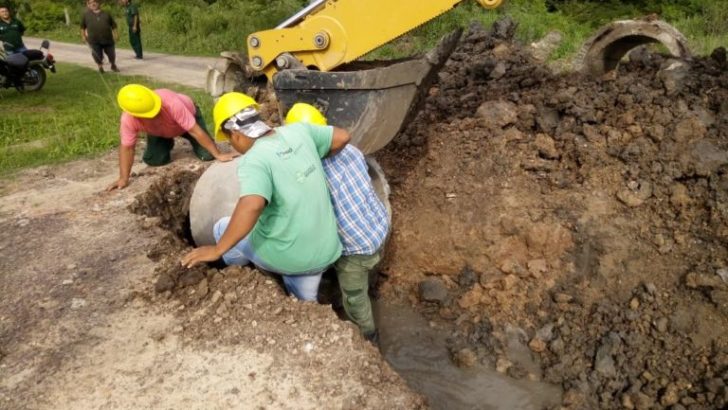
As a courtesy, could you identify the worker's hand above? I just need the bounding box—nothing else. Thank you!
[181,246,221,268]
[106,178,129,192]
[132,27,137,33]
[215,152,238,162]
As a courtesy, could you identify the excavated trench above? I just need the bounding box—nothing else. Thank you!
[130,19,728,410]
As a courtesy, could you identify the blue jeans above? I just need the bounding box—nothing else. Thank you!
[213,217,325,301]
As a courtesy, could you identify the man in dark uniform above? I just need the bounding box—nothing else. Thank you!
[80,0,119,73]
[0,5,26,54]
[120,0,142,59]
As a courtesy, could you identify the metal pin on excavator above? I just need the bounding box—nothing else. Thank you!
[206,0,503,154]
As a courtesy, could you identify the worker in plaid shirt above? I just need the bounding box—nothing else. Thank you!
[287,103,389,342]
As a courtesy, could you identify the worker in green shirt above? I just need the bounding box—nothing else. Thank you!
[0,6,26,54]
[181,92,349,302]
[120,0,142,59]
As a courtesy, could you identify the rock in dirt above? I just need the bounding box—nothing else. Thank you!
[534,133,560,160]
[178,270,204,288]
[617,181,653,207]
[594,333,621,378]
[530,31,563,62]
[658,59,690,95]
[419,278,448,303]
[155,274,175,293]
[453,348,478,368]
[528,337,547,353]
[476,100,518,129]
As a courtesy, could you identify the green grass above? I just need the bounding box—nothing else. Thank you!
[30,0,308,57]
[0,62,214,176]
[366,0,727,61]
[28,1,726,62]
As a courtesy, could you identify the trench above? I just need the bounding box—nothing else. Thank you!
[131,163,563,409]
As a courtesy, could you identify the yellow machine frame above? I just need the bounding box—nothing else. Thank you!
[247,0,503,80]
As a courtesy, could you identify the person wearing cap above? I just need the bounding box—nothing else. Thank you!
[107,84,236,191]
[180,93,349,301]
[286,103,389,341]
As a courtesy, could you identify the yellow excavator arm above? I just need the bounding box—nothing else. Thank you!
[247,0,502,79]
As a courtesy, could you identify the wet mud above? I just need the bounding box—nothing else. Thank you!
[377,20,728,409]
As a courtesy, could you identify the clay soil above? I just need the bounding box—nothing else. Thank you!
[376,21,728,409]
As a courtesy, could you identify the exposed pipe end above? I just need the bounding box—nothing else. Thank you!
[575,19,691,77]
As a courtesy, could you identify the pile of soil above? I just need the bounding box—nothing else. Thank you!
[377,20,728,409]
[128,167,424,408]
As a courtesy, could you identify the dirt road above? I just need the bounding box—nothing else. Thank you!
[25,37,218,89]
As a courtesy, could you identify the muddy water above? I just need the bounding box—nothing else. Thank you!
[375,303,562,410]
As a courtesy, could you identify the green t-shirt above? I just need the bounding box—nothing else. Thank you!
[0,18,25,52]
[237,122,342,274]
[125,4,139,28]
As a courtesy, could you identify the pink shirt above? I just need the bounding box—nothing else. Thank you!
[119,89,197,147]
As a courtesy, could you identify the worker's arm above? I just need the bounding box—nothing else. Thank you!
[132,15,139,33]
[112,28,119,42]
[106,145,135,191]
[80,28,87,42]
[187,123,238,162]
[181,195,266,268]
[327,126,350,156]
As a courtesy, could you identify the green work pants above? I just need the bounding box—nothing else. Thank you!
[129,29,143,58]
[142,106,214,166]
[334,250,382,335]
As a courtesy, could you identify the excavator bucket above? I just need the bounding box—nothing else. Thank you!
[273,29,462,155]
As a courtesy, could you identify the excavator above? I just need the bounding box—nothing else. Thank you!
[206,0,503,155]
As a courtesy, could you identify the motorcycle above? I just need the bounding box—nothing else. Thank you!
[0,39,56,92]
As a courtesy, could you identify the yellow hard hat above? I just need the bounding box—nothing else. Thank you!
[117,84,162,119]
[213,92,259,141]
[285,103,327,126]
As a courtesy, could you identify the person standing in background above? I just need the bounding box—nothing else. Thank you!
[120,0,142,59]
[80,0,119,73]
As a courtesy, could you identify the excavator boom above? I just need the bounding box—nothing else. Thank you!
[206,0,502,154]
[248,0,502,79]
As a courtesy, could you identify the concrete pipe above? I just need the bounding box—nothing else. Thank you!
[575,19,691,77]
[189,156,392,246]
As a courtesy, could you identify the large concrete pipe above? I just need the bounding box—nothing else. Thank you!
[189,156,392,247]
[575,19,691,77]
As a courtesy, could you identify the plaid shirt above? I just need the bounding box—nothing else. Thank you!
[322,145,389,256]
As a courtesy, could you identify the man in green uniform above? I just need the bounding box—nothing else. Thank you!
[120,0,142,59]
[0,6,26,54]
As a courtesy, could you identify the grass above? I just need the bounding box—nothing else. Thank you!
[366,0,727,60]
[29,0,726,61]
[30,0,307,57]
[0,62,214,176]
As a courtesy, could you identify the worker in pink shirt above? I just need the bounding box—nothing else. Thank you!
[107,84,236,191]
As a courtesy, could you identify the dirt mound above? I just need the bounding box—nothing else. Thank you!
[127,166,424,408]
[377,20,728,409]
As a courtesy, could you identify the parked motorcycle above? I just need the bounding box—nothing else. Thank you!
[0,40,56,92]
